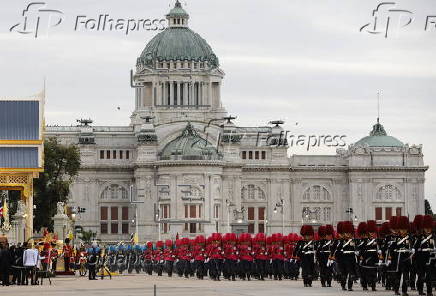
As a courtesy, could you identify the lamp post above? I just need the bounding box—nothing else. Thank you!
[130,184,142,243]
[274,198,284,234]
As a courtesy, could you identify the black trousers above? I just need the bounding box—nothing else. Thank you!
[319,262,333,286]
[256,259,267,279]
[209,259,222,280]
[239,260,252,280]
[416,261,433,294]
[224,259,237,279]
[301,255,315,286]
[360,266,377,289]
[339,259,356,290]
[272,259,283,280]
[88,265,96,280]
[393,264,411,294]
[165,261,174,277]
[1,268,10,285]
[195,260,205,279]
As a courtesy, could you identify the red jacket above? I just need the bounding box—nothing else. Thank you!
[192,245,206,261]
[238,244,253,262]
[163,249,175,261]
[207,244,223,260]
[223,244,238,261]
[271,245,285,260]
[253,244,268,260]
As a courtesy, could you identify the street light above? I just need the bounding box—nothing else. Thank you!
[274,199,284,234]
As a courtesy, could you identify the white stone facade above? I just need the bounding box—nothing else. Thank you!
[45,3,427,242]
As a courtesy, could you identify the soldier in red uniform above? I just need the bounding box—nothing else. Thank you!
[207,233,223,281]
[253,233,268,280]
[271,233,285,280]
[178,238,192,278]
[223,233,238,281]
[144,242,153,275]
[238,233,254,281]
[192,235,206,279]
[50,242,58,273]
[40,243,51,272]
[153,241,164,276]
[163,240,175,277]
[62,238,72,272]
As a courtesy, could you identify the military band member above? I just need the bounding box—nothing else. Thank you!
[295,225,316,287]
[414,215,435,296]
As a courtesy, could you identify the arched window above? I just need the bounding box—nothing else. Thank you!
[241,184,266,201]
[376,185,401,201]
[302,185,330,202]
[100,184,128,200]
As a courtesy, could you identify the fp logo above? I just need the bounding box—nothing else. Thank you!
[10,2,63,38]
[360,2,414,38]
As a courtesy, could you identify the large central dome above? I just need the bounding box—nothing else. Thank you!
[137,1,219,69]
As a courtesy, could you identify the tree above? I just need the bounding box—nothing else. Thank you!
[425,199,433,215]
[34,137,81,232]
[79,230,96,244]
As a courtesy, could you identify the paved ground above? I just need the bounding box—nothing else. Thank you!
[1,274,403,296]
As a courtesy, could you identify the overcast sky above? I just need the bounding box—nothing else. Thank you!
[1,0,435,207]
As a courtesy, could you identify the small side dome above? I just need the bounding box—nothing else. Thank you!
[160,122,222,160]
[355,120,404,147]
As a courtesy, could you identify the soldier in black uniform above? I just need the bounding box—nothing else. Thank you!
[295,225,316,287]
[334,221,357,291]
[388,216,413,296]
[356,222,369,290]
[414,215,435,296]
[360,220,380,291]
[316,225,334,287]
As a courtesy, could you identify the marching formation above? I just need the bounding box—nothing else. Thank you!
[82,215,436,296]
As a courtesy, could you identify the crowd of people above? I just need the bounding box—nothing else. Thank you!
[78,214,436,296]
[0,241,58,286]
[1,214,435,296]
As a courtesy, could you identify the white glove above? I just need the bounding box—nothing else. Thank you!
[386,260,391,266]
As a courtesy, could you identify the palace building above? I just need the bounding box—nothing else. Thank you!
[46,1,427,242]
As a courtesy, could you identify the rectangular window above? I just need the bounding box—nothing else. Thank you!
[396,207,402,216]
[185,205,188,218]
[249,151,253,159]
[101,207,108,220]
[375,207,382,220]
[111,207,118,220]
[161,204,170,219]
[385,207,392,220]
[255,151,259,159]
[189,223,197,233]
[122,223,129,234]
[111,223,118,234]
[100,223,108,234]
[248,223,255,234]
[100,150,104,159]
[248,207,255,221]
[190,205,196,218]
[122,207,129,220]
[258,223,265,234]
[119,150,123,159]
[106,150,111,159]
[261,151,266,160]
[258,207,265,220]
[113,150,116,159]
[126,150,130,159]
[184,223,188,231]
[214,204,219,219]
[163,223,169,234]
[242,151,247,159]
[198,205,202,218]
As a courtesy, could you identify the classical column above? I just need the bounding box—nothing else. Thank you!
[177,82,181,106]
[24,188,33,242]
[169,81,174,106]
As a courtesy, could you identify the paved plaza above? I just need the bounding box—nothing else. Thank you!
[1,274,404,296]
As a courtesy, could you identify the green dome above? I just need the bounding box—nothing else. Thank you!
[160,123,222,160]
[355,120,404,147]
[138,28,219,67]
